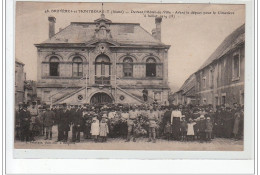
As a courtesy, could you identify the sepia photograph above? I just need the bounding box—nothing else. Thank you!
[14,2,246,151]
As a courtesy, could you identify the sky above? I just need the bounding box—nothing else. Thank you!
[15,2,245,92]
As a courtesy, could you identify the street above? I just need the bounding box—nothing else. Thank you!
[14,126,243,151]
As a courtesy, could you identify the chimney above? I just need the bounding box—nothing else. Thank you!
[155,17,162,41]
[48,16,56,39]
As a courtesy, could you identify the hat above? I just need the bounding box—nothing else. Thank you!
[200,115,205,119]
[206,117,210,120]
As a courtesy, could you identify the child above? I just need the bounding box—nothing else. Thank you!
[180,117,188,142]
[99,117,109,142]
[164,121,172,141]
[90,117,99,142]
[187,118,196,141]
[205,117,213,141]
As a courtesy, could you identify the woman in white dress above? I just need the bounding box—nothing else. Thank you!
[90,117,100,142]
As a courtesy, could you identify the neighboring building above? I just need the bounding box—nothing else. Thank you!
[35,14,170,105]
[172,74,196,105]
[194,24,245,108]
[15,59,26,107]
[24,80,37,104]
[172,90,183,105]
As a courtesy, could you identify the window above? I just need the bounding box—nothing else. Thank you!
[215,96,219,106]
[95,55,110,77]
[123,57,133,77]
[202,77,206,88]
[222,95,226,105]
[209,69,214,88]
[146,57,156,77]
[95,55,111,84]
[154,91,162,102]
[77,94,83,101]
[203,98,207,105]
[72,57,83,77]
[49,56,59,76]
[232,53,240,80]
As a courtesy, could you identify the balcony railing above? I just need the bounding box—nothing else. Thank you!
[95,76,111,85]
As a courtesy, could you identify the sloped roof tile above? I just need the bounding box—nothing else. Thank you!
[197,24,245,71]
[39,19,168,47]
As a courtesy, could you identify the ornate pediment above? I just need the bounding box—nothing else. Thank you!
[85,39,119,47]
[94,14,112,23]
[93,14,112,40]
[93,42,112,55]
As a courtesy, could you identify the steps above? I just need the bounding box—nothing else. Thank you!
[54,87,86,104]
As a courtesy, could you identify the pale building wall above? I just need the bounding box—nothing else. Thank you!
[196,44,245,108]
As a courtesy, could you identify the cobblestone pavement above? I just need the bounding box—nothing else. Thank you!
[14,126,243,151]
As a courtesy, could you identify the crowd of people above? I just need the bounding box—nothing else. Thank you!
[15,101,244,143]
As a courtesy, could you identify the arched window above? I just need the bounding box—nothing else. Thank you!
[95,54,111,84]
[95,55,110,77]
[146,57,156,77]
[123,57,133,77]
[72,57,83,77]
[49,56,59,76]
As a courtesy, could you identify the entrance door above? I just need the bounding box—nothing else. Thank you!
[90,92,113,104]
[95,54,111,85]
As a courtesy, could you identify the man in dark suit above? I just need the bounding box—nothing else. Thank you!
[142,88,148,102]
[55,104,63,142]
[72,105,84,142]
[59,103,71,142]
[19,104,31,142]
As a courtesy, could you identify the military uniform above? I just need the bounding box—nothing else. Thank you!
[148,110,158,143]
[125,109,137,142]
[42,109,55,140]
[28,105,39,141]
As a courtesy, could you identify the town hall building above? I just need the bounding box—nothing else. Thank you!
[35,14,170,105]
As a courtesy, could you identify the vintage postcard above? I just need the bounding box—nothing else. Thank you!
[14,1,246,152]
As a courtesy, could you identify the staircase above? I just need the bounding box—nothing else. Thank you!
[53,87,86,104]
[48,74,155,105]
[116,86,144,103]
[116,76,154,103]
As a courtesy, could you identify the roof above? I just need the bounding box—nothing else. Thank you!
[177,74,196,95]
[37,16,169,48]
[197,24,245,72]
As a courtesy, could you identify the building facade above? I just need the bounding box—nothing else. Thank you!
[194,24,245,108]
[15,59,26,107]
[172,74,196,105]
[35,15,170,105]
